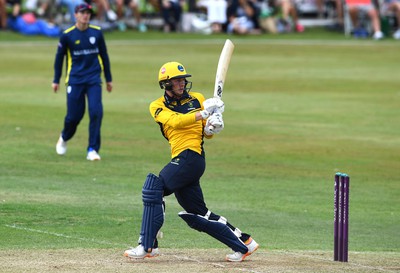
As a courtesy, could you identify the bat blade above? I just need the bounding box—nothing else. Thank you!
[214,39,235,99]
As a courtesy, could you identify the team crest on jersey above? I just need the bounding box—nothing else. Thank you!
[89,37,96,44]
[187,101,196,111]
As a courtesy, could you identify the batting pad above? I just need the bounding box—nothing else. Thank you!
[141,173,164,252]
[178,211,248,254]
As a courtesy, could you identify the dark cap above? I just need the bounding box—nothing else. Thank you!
[75,3,93,13]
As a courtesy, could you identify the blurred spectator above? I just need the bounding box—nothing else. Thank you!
[257,0,277,33]
[348,2,384,39]
[114,0,147,32]
[197,0,227,33]
[8,0,21,17]
[56,0,85,23]
[381,0,400,39]
[160,0,184,32]
[0,0,21,29]
[25,0,57,22]
[315,0,325,18]
[226,0,261,34]
[0,0,7,29]
[272,0,304,32]
[325,0,345,31]
[89,0,117,21]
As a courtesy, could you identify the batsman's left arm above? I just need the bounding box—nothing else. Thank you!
[150,100,197,128]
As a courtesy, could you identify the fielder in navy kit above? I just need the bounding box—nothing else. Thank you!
[123,62,259,262]
[52,3,113,161]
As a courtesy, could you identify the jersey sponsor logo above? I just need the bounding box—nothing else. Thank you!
[89,37,96,44]
[183,99,199,111]
[75,40,80,45]
[73,48,99,56]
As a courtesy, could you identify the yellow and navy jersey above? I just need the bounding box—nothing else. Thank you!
[53,25,112,85]
[150,91,213,158]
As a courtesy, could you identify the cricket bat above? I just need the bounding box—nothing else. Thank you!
[213,39,235,99]
[208,39,234,132]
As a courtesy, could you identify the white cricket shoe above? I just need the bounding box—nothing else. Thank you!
[124,245,160,259]
[373,31,384,40]
[226,237,259,262]
[86,150,101,161]
[106,9,117,22]
[56,135,67,155]
[393,29,400,40]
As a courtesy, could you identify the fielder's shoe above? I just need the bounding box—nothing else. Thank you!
[124,244,160,259]
[226,237,259,262]
[56,135,67,155]
[86,149,101,161]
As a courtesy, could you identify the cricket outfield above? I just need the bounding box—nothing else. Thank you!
[0,31,399,272]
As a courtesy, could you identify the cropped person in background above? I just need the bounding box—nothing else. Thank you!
[0,0,8,29]
[160,0,184,32]
[0,0,22,29]
[123,61,259,262]
[114,0,147,32]
[89,0,118,22]
[348,2,384,39]
[325,0,345,32]
[381,0,400,39]
[197,0,228,33]
[271,0,304,32]
[226,0,261,34]
[56,0,85,23]
[52,3,113,161]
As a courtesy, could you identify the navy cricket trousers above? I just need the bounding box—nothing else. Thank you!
[159,149,209,216]
[62,83,103,152]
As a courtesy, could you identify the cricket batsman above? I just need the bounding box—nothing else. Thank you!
[124,61,259,262]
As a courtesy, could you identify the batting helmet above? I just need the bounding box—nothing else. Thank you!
[158,62,191,89]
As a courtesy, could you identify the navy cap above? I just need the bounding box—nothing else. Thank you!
[75,3,93,13]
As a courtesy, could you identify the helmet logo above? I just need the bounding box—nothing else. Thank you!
[177,65,185,72]
[161,67,166,74]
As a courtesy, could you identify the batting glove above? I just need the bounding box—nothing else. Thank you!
[205,113,224,135]
[203,98,225,115]
[200,110,211,119]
